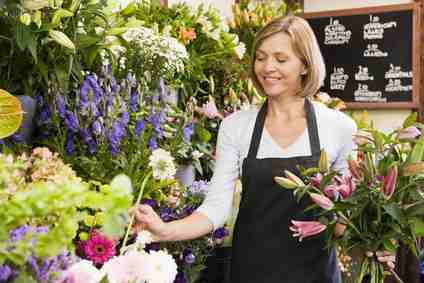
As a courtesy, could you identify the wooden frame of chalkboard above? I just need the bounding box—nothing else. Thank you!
[303,3,421,109]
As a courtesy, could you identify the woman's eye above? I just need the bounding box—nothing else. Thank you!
[256,57,265,61]
[277,58,287,63]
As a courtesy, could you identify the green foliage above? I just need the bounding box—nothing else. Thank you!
[0,150,132,266]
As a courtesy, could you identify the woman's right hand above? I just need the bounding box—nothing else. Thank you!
[130,204,170,242]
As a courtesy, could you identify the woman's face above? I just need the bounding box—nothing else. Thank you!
[254,32,306,98]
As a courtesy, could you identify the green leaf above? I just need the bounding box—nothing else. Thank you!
[196,126,211,143]
[405,202,424,217]
[51,8,74,26]
[15,23,32,51]
[413,218,424,236]
[382,203,402,222]
[403,112,417,128]
[27,33,38,63]
[0,89,23,139]
[13,271,37,283]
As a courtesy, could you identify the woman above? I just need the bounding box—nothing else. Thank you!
[133,16,357,282]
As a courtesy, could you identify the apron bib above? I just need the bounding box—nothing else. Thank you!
[231,99,340,283]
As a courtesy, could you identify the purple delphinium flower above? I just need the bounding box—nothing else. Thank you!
[86,74,104,104]
[174,272,188,283]
[28,254,71,283]
[141,198,157,208]
[10,133,25,143]
[79,79,91,115]
[135,120,145,138]
[182,123,194,143]
[9,225,30,242]
[107,121,126,156]
[66,131,74,156]
[146,111,165,139]
[79,128,97,154]
[129,88,139,112]
[213,227,228,240]
[92,119,104,136]
[182,248,195,264]
[64,111,80,132]
[148,137,158,151]
[55,95,66,119]
[0,264,14,282]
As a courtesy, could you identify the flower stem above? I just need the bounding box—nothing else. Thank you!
[337,212,361,236]
[120,170,152,254]
[390,270,405,283]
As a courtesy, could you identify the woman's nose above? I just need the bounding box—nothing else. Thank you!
[262,59,277,73]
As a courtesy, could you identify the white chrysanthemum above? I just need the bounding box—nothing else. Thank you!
[62,260,104,283]
[234,42,246,59]
[149,149,176,180]
[101,251,149,283]
[144,250,178,283]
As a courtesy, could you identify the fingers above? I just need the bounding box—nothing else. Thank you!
[376,250,396,269]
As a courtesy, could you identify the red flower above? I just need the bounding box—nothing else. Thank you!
[83,231,115,265]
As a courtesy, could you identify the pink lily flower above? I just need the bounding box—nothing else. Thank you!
[382,166,398,200]
[398,126,421,140]
[196,95,224,120]
[311,173,323,187]
[289,220,327,242]
[333,174,355,199]
[323,185,338,200]
[310,193,334,210]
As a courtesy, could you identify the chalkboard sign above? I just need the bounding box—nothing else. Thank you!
[303,3,421,109]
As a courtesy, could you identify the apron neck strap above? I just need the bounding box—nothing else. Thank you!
[247,98,321,158]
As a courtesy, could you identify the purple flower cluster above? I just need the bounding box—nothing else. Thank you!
[27,252,71,282]
[182,123,194,143]
[0,264,16,282]
[212,227,229,240]
[55,70,143,157]
[4,225,71,282]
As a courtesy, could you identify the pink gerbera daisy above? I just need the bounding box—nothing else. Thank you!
[83,231,115,265]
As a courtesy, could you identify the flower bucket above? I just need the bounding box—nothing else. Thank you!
[175,164,195,187]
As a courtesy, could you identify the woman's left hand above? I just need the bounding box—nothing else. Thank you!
[376,250,396,270]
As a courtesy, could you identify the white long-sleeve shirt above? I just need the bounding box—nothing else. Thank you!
[196,102,357,229]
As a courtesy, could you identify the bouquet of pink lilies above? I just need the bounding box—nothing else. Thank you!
[275,115,424,283]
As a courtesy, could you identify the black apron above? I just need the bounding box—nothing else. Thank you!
[231,99,340,283]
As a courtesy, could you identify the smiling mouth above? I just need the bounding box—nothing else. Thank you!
[262,76,282,82]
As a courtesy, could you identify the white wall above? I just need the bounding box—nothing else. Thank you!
[304,0,413,133]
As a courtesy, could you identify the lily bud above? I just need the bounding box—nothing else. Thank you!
[398,126,421,140]
[319,150,329,173]
[382,166,398,200]
[284,170,305,186]
[274,176,297,189]
[289,220,326,242]
[310,193,334,210]
[348,158,363,180]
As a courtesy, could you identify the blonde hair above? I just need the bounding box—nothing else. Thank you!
[250,15,326,97]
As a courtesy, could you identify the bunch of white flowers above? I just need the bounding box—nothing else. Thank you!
[122,27,188,80]
[148,148,177,181]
